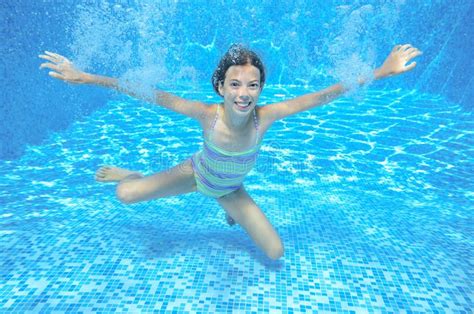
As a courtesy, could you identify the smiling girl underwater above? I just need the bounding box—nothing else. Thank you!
[39,43,421,260]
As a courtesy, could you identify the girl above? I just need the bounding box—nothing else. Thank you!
[39,44,421,260]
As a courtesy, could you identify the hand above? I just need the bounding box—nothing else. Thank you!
[39,51,90,84]
[375,44,422,79]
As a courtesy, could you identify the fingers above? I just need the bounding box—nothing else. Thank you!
[39,50,75,82]
[393,44,408,52]
[40,62,61,72]
[401,47,422,65]
[405,62,417,71]
[392,44,422,64]
[405,47,423,56]
[394,44,421,53]
[40,51,71,64]
[408,49,423,59]
[39,62,60,71]
[45,51,64,60]
[399,44,412,51]
[38,54,56,63]
[48,71,66,80]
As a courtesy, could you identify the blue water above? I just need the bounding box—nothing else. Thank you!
[1,0,473,313]
[1,85,472,312]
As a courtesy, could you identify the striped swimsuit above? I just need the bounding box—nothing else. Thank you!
[191,104,261,198]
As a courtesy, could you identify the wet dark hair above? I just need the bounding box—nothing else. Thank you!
[212,44,266,96]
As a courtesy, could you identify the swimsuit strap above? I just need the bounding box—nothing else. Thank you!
[208,103,220,142]
[211,103,220,130]
[253,107,260,145]
[208,103,260,145]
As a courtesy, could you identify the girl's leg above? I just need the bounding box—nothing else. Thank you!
[95,167,144,182]
[96,158,197,204]
[216,185,284,260]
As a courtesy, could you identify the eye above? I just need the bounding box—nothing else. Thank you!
[250,83,259,89]
[230,82,239,87]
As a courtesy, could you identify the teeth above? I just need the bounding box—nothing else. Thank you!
[235,102,250,108]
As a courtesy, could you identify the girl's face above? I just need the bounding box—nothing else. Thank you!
[218,64,262,116]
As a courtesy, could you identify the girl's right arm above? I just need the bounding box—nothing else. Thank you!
[39,51,208,122]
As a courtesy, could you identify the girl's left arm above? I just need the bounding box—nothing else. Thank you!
[262,44,422,123]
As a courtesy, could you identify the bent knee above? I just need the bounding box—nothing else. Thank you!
[116,183,138,204]
[265,241,284,260]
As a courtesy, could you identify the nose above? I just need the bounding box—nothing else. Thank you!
[237,89,250,102]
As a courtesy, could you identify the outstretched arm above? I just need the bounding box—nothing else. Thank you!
[262,44,422,123]
[39,51,208,121]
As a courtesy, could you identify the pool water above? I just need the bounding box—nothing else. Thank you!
[1,86,472,312]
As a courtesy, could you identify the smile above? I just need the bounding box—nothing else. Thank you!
[234,101,252,110]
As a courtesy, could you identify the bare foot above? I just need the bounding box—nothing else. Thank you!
[95,166,144,182]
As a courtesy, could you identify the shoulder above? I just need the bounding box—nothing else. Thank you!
[197,103,218,129]
[255,105,277,133]
[256,97,300,125]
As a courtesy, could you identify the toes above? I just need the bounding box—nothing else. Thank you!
[95,168,110,178]
[97,166,111,174]
[95,173,107,181]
